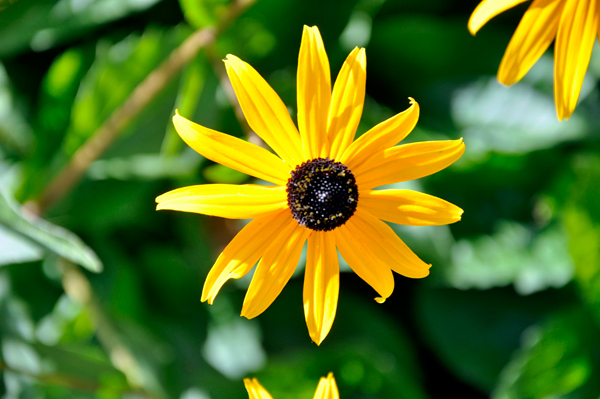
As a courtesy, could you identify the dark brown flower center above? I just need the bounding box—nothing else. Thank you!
[286,157,359,231]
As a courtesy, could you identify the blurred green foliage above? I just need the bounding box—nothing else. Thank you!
[1,0,600,398]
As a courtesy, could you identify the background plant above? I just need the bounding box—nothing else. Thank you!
[1,0,600,398]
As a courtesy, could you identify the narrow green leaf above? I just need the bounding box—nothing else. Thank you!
[0,0,162,58]
[492,309,593,399]
[0,191,102,272]
[161,54,209,157]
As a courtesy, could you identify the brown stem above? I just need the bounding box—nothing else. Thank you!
[59,260,163,398]
[35,0,257,214]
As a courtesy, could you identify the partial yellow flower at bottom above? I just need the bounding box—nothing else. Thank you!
[468,0,599,120]
[156,25,464,345]
[244,373,339,399]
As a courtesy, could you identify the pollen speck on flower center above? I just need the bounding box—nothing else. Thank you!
[286,158,359,231]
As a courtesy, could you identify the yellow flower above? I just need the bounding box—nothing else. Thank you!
[244,373,339,399]
[156,26,464,345]
[468,0,598,120]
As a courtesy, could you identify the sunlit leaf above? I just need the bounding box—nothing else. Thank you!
[62,26,189,157]
[0,0,162,57]
[162,54,209,157]
[447,221,573,295]
[178,0,230,29]
[492,309,593,399]
[0,190,102,272]
[452,57,589,158]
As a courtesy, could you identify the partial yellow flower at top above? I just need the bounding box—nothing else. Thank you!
[468,0,599,120]
[244,373,339,399]
[156,25,464,345]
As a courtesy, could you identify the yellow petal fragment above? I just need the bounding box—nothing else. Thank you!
[241,219,310,319]
[298,25,332,159]
[360,189,463,226]
[156,184,287,219]
[244,378,274,399]
[304,231,339,345]
[468,0,530,35]
[224,55,303,168]
[173,112,289,185]
[313,373,340,399]
[498,0,564,86]
[201,210,291,304]
[354,138,465,190]
[334,220,395,301]
[554,0,598,120]
[327,47,366,160]
[350,209,431,278]
[341,99,419,169]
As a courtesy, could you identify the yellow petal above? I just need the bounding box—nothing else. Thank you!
[201,210,291,304]
[468,0,530,35]
[498,0,564,86]
[350,209,431,278]
[341,99,419,169]
[244,378,274,399]
[241,218,310,319]
[360,189,463,226]
[173,112,289,185]
[353,138,465,190]
[327,47,366,160]
[334,220,395,302]
[297,25,332,159]
[224,55,304,168]
[313,373,340,399]
[156,184,287,219]
[554,0,598,120]
[304,231,339,345]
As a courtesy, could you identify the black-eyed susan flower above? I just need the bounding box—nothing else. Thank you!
[244,373,339,399]
[156,26,464,345]
[468,0,598,120]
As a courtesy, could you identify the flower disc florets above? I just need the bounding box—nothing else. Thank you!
[286,158,359,231]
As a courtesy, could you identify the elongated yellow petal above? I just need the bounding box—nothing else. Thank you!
[334,220,394,302]
[554,0,598,120]
[201,210,291,304]
[241,219,310,319]
[298,25,332,159]
[468,0,530,34]
[353,139,465,190]
[327,47,366,160]
[360,189,463,226]
[304,231,339,345]
[156,184,287,219]
[313,373,339,399]
[173,112,289,185]
[341,99,419,168]
[224,55,304,168]
[350,209,431,278]
[244,378,274,399]
[498,0,564,86]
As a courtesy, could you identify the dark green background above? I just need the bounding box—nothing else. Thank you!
[1,0,600,398]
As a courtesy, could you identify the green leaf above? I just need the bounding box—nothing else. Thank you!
[61,26,189,158]
[451,58,589,158]
[0,0,162,58]
[564,207,600,329]
[447,221,573,295]
[416,285,569,393]
[492,309,593,399]
[0,190,102,272]
[178,0,230,29]
[161,54,209,157]
[559,153,600,329]
[0,62,33,156]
